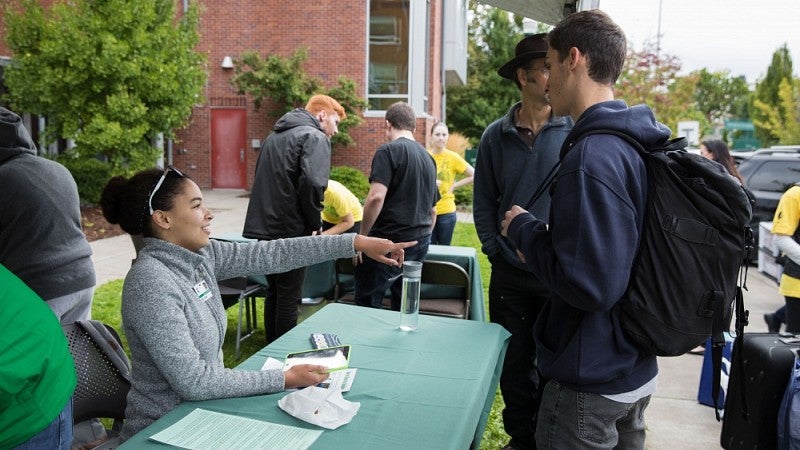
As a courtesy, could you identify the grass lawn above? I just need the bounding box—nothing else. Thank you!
[91,221,509,449]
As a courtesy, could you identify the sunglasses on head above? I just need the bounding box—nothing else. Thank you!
[147,165,186,215]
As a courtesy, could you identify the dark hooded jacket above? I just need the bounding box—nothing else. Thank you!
[0,107,95,300]
[243,108,331,240]
[507,100,671,394]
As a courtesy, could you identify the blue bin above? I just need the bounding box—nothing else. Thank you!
[697,332,734,408]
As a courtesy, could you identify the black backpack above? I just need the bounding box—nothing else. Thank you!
[577,130,752,355]
[529,129,754,416]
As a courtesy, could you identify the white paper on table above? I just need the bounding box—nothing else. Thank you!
[265,356,357,392]
[261,357,283,371]
[317,368,357,392]
[148,408,321,450]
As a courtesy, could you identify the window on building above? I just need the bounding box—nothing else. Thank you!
[367,0,427,112]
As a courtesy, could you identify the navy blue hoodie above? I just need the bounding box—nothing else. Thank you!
[507,100,671,394]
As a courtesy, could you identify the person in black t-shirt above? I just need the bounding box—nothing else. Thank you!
[354,102,440,309]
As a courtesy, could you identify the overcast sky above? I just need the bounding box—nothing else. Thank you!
[598,0,800,84]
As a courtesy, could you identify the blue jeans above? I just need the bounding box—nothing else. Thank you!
[354,235,430,310]
[13,399,73,450]
[431,212,456,245]
[536,381,650,450]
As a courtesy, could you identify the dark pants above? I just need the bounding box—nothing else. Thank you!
[265,266,306,342]
[489,255,550,450]
[785,297,800,333]
[354,235,430,310]
[431,212,457,245]
[323,220,361,234]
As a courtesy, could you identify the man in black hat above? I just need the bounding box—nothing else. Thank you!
[473,33,573,450]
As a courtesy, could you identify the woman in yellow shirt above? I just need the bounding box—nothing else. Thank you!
[772,184,800,333]
[321,179,363,235]
[427,122,474,245]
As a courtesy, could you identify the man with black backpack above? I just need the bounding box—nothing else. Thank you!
[500,10,667,448]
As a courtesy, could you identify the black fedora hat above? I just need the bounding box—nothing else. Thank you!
[497,33,549,80]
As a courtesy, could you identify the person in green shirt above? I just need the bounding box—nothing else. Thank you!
[0,263,76,449]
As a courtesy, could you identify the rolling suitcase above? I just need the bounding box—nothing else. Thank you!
[721,333,800,449]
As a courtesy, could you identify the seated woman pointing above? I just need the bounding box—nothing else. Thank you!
[100,166,413,441]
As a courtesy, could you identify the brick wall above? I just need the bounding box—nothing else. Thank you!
[0,0,445,189]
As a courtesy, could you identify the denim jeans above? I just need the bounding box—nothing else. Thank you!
[354,234,430,310]
[13,399,73,450]
[431,212,456,245]
[536,381,650,450]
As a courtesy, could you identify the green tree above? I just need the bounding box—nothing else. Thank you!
[753,77,800,144]
[614,40,710,137]
[3,0,206,172]
[753,44,794,146]
[693,69,752,125]
[446,2,526,142]
[231,48,367,148]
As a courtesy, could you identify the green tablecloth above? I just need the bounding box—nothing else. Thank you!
[118,303,509,449]
[212,234,486,321]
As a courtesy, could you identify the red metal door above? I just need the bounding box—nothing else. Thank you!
[211,108,248,188]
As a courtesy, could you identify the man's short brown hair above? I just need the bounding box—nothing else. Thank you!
[305,95,346,120]
[385,102,416,132]
[548,10,626,85]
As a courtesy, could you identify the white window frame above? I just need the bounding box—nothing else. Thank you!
[365,0,428,116]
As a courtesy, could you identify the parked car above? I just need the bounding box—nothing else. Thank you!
[738,153,800,257]
[733,145,800,164]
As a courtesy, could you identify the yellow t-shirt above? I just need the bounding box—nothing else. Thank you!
[322,180,363,224]
[428,149,469,215]
[772,185,800,296]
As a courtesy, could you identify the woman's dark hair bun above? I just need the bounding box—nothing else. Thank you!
[99,176,127,226]
[99,174,151,235]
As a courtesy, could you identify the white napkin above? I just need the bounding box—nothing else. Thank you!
[278,386,360,430]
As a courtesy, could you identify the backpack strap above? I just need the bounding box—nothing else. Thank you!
[710,290,726,420]
[522,161,560,211]
[522,128,673,211]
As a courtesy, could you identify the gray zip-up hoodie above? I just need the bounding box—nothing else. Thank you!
[120,235,356,441]
[0,107,95,299]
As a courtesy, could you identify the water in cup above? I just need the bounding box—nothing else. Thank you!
[399,261,422,331]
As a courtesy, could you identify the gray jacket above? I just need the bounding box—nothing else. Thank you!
[0,107,95,299]
[473,102,573,271]
[120,235,356,440]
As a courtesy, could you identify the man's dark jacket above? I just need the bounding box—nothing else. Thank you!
[243,108,331,240]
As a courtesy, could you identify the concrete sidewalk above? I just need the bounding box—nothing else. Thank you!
[89,188,785,449]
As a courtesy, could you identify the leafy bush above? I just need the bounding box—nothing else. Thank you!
[57,154,113,205]
[454,182,473,208]
[329,166,369,202]
[232,49,367,148]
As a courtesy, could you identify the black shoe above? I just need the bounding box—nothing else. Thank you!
[764,313,781,333]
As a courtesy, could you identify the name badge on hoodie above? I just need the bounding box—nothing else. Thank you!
[193,280,212,301]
